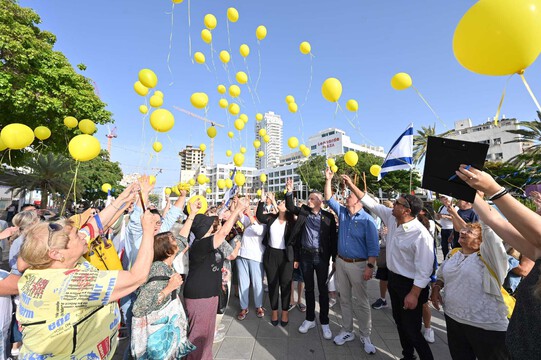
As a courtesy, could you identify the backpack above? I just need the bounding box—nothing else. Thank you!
[448,248,515,318]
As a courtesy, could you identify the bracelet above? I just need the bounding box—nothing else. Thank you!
[487,187,506,201]
[187,217,196,221]
[489,188,508,201]
[111,202,125,211]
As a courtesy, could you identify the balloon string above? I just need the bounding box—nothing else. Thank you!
[297,109,305,144]
[187,0,192,60]
[166,3,175,85]
[62,161,80,216]
[301,53,314,108]
[226,20,237,74]
[243,59,258,107]
[255,41,262,102]
[520,73,541,112]
[209,40,220,85]
[138,97,149,170]
[412,86,446,129]
[493,74,513,126]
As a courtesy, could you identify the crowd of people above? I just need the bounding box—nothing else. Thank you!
[0,164,539,359]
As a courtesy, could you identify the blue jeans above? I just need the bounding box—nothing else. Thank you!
[120,292,136,360]
[236,257,264,309]
[300,251,329,324]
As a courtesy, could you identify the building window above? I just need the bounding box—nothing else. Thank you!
[311,145,316,150]
[494,153,503,160]
[493,138,501,145]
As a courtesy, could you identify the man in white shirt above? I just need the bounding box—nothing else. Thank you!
[435,195,456,259]
[351,185,434,360]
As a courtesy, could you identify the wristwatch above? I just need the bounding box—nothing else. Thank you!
[367,263,375,269]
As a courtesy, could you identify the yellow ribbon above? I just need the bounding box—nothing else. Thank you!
[412,86,446,129]
[520,72,541,112]
[493,75,514,126]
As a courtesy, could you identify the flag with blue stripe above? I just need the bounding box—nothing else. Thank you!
[379,123,413,180]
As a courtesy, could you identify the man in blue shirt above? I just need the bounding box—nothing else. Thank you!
[324,169,379,354]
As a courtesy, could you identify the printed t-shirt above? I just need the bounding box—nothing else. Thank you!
[17,260,120,360]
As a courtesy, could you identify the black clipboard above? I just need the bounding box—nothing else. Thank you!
[421,136,489,203]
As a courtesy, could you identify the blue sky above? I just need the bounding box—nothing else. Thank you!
[19,0,541,189]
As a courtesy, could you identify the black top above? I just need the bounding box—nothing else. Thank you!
[255,201,295,261]
[183,235,224,299]
[506,258,541,359]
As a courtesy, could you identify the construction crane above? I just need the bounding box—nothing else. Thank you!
[173,106,225,167]
[105,126,117,155]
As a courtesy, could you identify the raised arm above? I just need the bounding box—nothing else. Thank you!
[342,174,365,201]
[179,194,200,239]
[324,167,333,201]
[213,198,249,249]
[256,200,270,225]
[285,178,301,215]
[446,204,467,232]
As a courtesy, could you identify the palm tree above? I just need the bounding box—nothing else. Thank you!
[413,124,437,165]
[505,111,541,167]
[0,152,74,208]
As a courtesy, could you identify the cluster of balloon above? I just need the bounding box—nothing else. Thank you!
[344,151,358,167]
[286,95,298,113]
[327,158,338,173]
[299,144,310,157]
[134,69,158,96]
[370,164,382,177]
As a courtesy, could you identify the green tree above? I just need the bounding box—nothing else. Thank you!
[413,124,436,165]
[484,161,540,193]
[0,0,112,165]
[505,111,541,167]
[77,151,123,202]
[378,170,422,195]
[0,152,73,208]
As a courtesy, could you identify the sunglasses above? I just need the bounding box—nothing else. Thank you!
[394,197,411,209]
[47,223,63,248]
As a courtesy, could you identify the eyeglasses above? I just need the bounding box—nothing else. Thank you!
[459,228,478,236]
[155,221,163,227]
[47,223,63,248]
[394,198,411,209]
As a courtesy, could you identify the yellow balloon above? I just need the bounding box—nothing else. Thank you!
[197,174,206,185]
[149,95,163,108]
[134,81,149,96]
[256,25,267,41]
[64,116,78,129]
[288,137,299,149]
[240,44,250,57]
[189,179,196,186]
[68,134,100,161]
[299,41,311,55]
[255,113,263,121]
[219,98,228,108]
[370,165,382,177]
[207,126,217,138]
[288,102,298,113]
[253,140,261,149]
[331,165,338,173]
[302,147,310,157]
[235,172,246,186]
[217,84,226,94]
[171,186,180,196]
[219,50,230,64]
[327,158,335,167]
[34,126,51,141]
[260,173,267,183]
[101,183,112,193]
[229,84,241,98]
[150,109,175,132]
[206,188,212,194]
[225,179,233,189]
[234,119,245,131]
[217,179,226,189]
[257,189,262,197]
[229,103,240,115]
[227,7,239,22]
[187,195,208,215]
[285,95,295,104]
[139,105,148,114]
[259,128,267,137]
[138,69,158,89]
[240,146,247,154]
[321,77,342,102]
[263,134,270,143]
[1,123,34,149]
[153,141,163,152]
[200,143,207,151]
[190,92,209,109]
[258,150,265,157]
[236,71,248,84]
[165,187,172,195]
[346,99,358,112]
[453,0,541,76]
[344,151,358,167]
[226,150,232,157]
[78,119,96,135]
[239,114,248,123]
[154,90,164,98]
[204,14,217,30]
[172,0,183,3]
[391,72,412,91]
[194,52,206,64]
[227,131,234,139]
[233,153,245,166]
[201,29,212,44]
[0,137,7,151]
[299,144,307,151]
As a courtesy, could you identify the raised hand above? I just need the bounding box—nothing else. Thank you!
[325,167,334,181]
[340,174,353,188]
[286,178,293,192]
[141,210,155,232]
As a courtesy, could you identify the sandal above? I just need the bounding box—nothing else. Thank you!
[237,309,249,321]
[297,303,307,312]
[256,307,265,318]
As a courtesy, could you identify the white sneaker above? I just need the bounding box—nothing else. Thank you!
[360,335,377,354]
[321,324,332,340]
[329,297,337,308]
[333,330,355,345]
[298,320,316,334]
[423,327,435,343]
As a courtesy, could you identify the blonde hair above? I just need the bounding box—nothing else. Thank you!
[20,220,73,270]
[10,211,39,244]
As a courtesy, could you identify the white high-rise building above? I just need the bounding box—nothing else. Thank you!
[255,111,283,169]
[179,145,205,171]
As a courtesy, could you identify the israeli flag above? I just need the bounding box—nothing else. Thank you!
[379,123,413,180]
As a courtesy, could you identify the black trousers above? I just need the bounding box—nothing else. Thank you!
[445,314,510,360]
[388,271,433,360]
[440,229,453,259]
[263,247,293,311]
[300,251,329,324]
